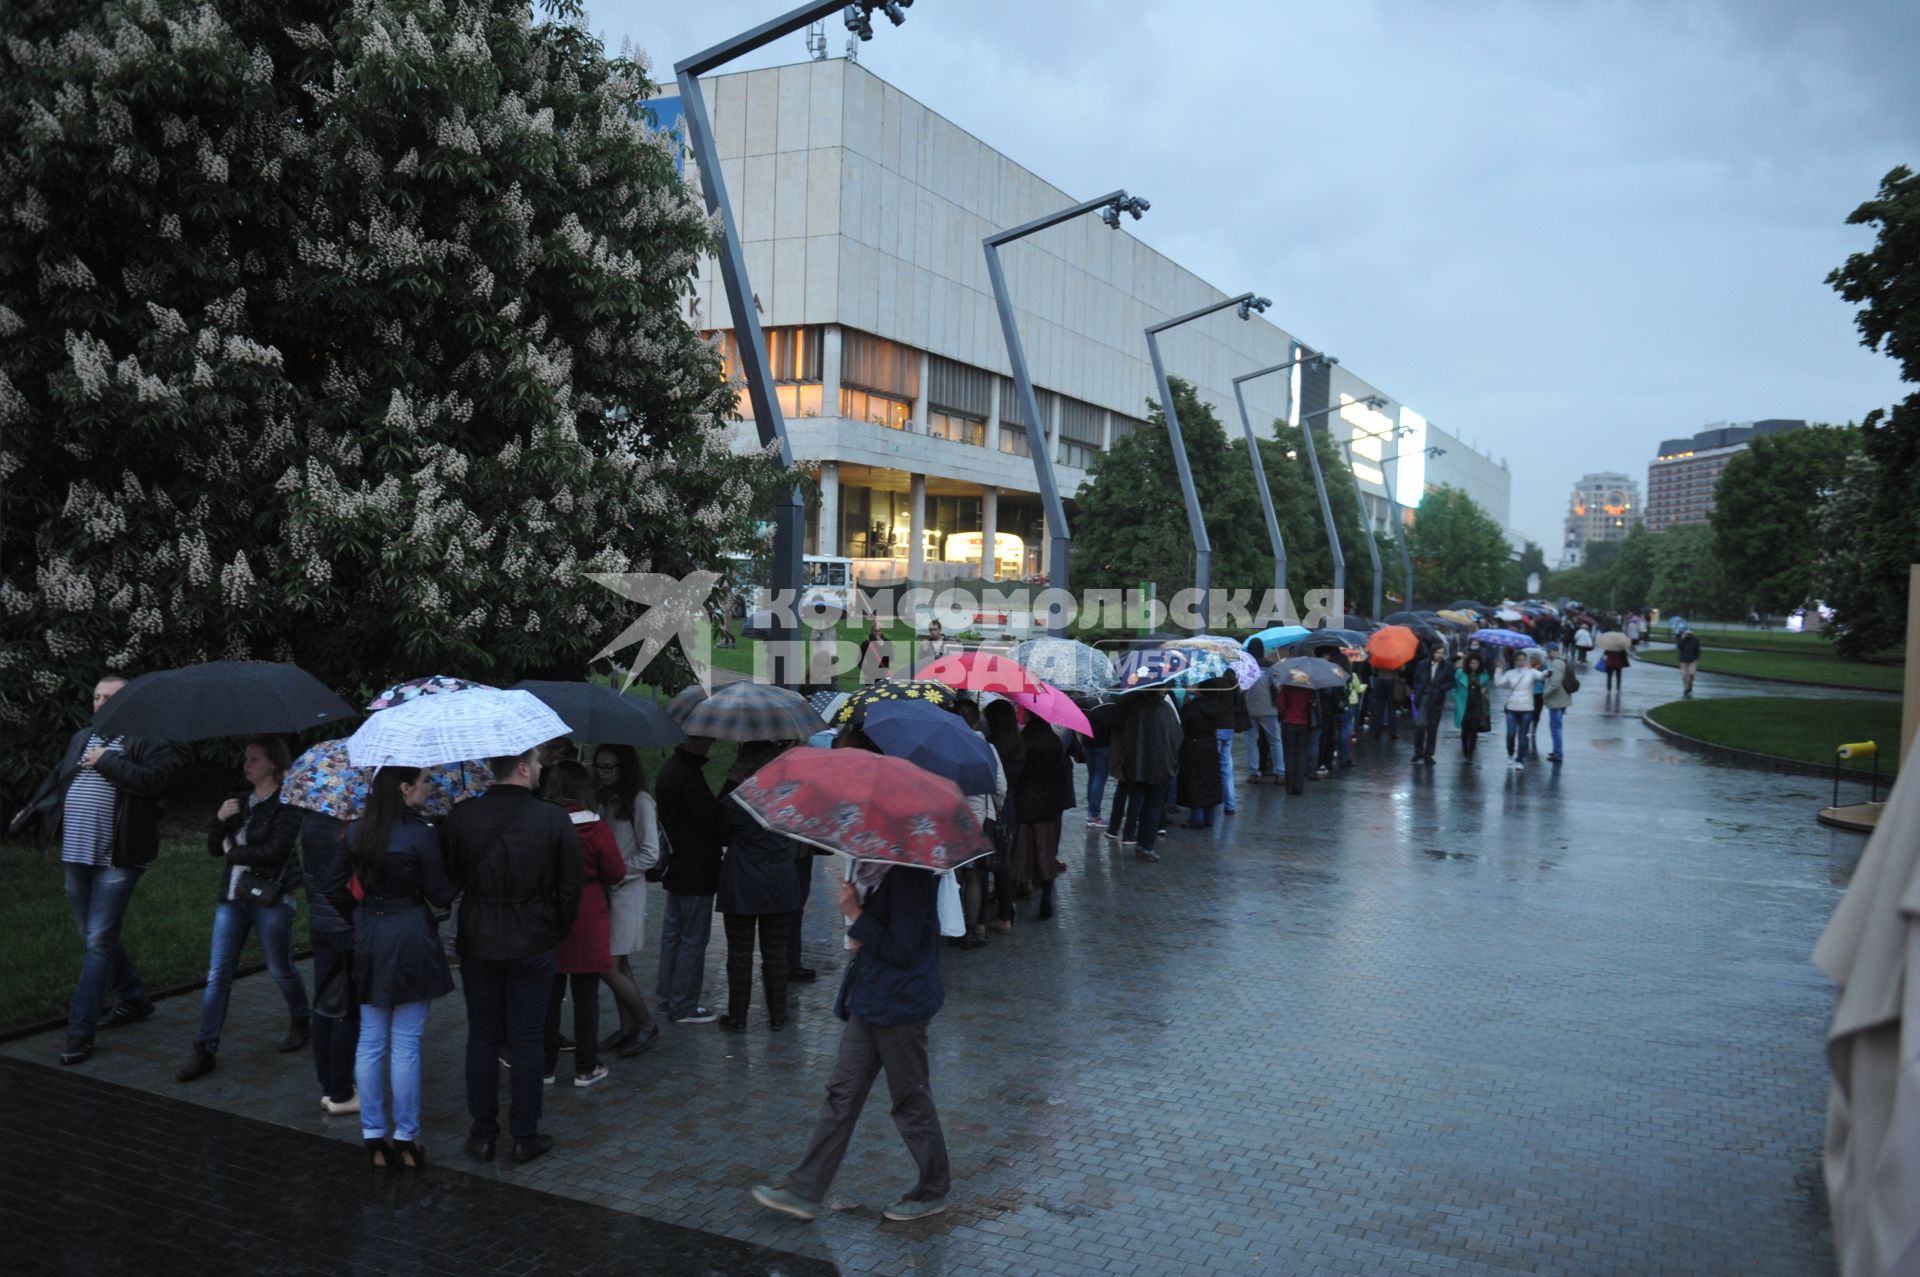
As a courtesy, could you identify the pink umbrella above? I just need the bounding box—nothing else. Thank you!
[1008,682,1092,737]
[914,651,1039,695]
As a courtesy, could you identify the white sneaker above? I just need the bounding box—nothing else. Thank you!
[573,1065,610,1088]
[321,1092,360,1115]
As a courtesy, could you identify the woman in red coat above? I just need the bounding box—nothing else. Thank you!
[541,761,626,1088]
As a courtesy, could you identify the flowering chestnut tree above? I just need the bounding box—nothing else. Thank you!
[0,0,786,794]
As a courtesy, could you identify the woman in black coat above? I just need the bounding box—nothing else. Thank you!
[1010,717,1068,919]
[177,737,310,1083]
[1176,675,1235,827]
[349,766,457,1170]
[717,741,805,1031]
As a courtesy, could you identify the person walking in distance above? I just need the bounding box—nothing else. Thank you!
[1573,623,1594,666]
[1454,653,1492,764]
[10,673,175,1067]
[751,865,952,1224]
[1410,645,1455,764]
[442,748,583,1166]
[1676,627,1702,697]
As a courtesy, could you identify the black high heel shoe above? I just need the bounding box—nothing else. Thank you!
[366,1138,392,1171]
[390,1139,426,1171]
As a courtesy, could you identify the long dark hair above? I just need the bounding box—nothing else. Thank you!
[544,759,596,808]
[1463,653,1485,677]
[352,766,423,891]
[983,698,1024,764]
[594,744,646,812]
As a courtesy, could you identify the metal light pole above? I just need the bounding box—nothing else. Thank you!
[675,2,914,657]
[1339,413,1410,618]
[1232,348,1336,602]
[1375,443,1446,609]
[1280,351,1366,612]
[1145,293,1270,628]
[984,191,1149,631]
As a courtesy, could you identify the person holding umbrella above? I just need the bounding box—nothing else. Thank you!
[750,859,952,1224]
[176,737,311,1082]
[1011,714,1070,917]
[716,741,805,1031]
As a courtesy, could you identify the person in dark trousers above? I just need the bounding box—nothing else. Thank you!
[1676,628,1702,697]
[1010,717,1069,917]
[785,846,822,983]
[177,737,311,1082]
[1176,673,1234,827]
[10,673,175,1068]
[751,865,952,1224]
[653,735,725,1024]
[979,700,1024,931]
[1277,669,1317,794]
[349,766,457,1171]
[1411,646,1455,764]
[717,741,805,1030]
[442,748,582,1167]
[1455,653,1492,763]
[302,807,361,1114]
[1112,690,1181,859]
[540,760,627,1087]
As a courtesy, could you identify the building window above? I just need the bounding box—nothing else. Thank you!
[928,410,985,447]
[1057,439,1097,470]
[841,387,911,431]
[842,329,919,401]
[708,325,824,419]
[999,426,1031,458]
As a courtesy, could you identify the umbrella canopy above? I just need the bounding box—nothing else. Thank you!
[1383,612,1445,646]
[1114,647,1227,692]
[808,690,851,724]
[729,748,994,872]
[664,685,709,726]
[859,701,999,795]
[1597,630,1632,652]
[1227,651,1262,690]
[681,682,824,742]
[366,675,493,711]
[1274,657,1350,691]
[1006,638,1117,695]
[1448,600,1492,614]
[345,688,569,767]
[1280,627,1373,654]
[1007,683,1094,736]
[1470,628,1534,650]
[510,680,684,748]
[92,660,357,741]
[1494,607,1525,622]
[1367,625,1421,670]
[913,651,1038,695]
[281,740,490,820]
[1247,624,1311,651]
[1333,614,1379,633]
[833,679,958,725]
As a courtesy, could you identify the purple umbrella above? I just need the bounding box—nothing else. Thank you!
[1471,628,1533,650]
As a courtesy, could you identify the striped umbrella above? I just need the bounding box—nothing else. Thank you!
[681,682,824,742]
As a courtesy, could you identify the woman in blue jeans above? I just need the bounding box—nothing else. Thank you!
[177,738,309,1083]
[350,766,457,1170]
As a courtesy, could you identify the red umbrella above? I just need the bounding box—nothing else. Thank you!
[728,748,994,872]
[914,651,1039,695]
[1366,625,1420,670]
[1008,683,1093,737]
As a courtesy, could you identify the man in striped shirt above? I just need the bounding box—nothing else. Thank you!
[11,673,175,1066]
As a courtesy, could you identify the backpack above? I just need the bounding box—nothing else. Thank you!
[1561,663,1580,694]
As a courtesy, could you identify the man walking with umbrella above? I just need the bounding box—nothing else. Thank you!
[11,673,174,1067]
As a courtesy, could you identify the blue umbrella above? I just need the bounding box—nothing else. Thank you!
[858,700,998,795]
[1471,628,1533,650]
[1248,625,1311,651]
[1114,647,1228,692]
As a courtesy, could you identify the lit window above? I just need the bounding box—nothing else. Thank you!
[840,388,911,430]
[927,410,985,447]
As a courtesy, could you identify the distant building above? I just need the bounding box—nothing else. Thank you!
[1561,472,1640,567]
[1643,420,1807,532]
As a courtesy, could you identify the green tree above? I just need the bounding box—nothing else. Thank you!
[1070,377,1267,614]
[0,0,786,796]
[1709,425,1858,614]
[1609,525,1657,611]
[1248,421,1375,616]
[1404,485,1511,606]
[1649,524,1743,619]
[1823,165,1920,656]
[1509,540,1549,599]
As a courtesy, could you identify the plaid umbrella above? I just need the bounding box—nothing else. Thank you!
[833,679,958,725]
[281,739,491,820]
[365,675,493,711]
[913,651,1037,695]
[345,688,570,767]
[729,748,994,871]
[681,682,824,742]
[1006,639,1117,695]
[665,685,709,726]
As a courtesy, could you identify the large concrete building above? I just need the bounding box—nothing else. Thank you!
[1643,419,1806,533]
[663,58,1512,587]
[1561,472,1640,567]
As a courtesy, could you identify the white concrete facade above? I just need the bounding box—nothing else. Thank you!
[668,59,1511,578]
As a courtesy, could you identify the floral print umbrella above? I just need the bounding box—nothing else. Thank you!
[365,674,494,711]
[281,739,492,820]
[1114,647,1228,692]
[729,748,994,871]
[833,678,958,725]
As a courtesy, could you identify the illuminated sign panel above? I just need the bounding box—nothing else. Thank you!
[1395,407,1428,506]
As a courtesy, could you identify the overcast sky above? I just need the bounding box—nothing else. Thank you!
[582,0,1916,554]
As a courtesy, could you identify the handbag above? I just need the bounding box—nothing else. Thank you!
[1562,666,1580,694]
[233,867,285,907]
[935,872,967,938]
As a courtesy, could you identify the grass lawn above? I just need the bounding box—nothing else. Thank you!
[1635,645,1906,691]
[1646,696,1902,773]
[1648,624,1901,660]
[0,835,308,1035]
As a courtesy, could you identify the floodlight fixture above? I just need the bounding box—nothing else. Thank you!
[1099,193,1150,228]
[1237,295,1272,321]
[844,3,874,38]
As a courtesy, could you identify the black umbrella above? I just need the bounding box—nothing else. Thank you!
[1274,657,1351,691]
[1334,613,1379,632]
[1383,612,1444,646]
[1448,600,1492,614]
[511,680,686,748]
[91,661,356,741]
[1279,627,1372,653]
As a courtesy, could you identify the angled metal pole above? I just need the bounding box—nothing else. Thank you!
[1343,439,1385,619]
[1380,446,1417,608]
[1285,349,1347,611]
[1346,416,1414,615]
[1233,349,1325,604]
[1146,292,1266,629]
[984,190,1147,634]
[676,2,901,665]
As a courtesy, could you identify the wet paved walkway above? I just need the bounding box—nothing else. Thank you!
[6,656,1854,1275]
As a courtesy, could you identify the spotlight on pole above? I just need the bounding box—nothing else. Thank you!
[844,3,874,38]
[1237,295,1272,321]
[1099,193,1150,229]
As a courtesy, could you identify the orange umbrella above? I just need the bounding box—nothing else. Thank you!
[1366,625,1420,670]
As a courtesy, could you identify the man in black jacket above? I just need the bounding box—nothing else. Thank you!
[11,673,175,1067]
[653,736,725,1024]
[442,748,582,1166]
[1676,628,1703,697]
